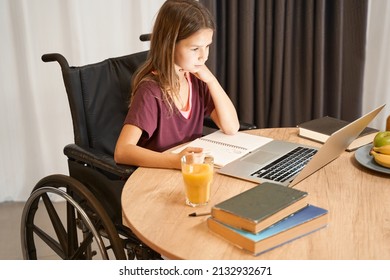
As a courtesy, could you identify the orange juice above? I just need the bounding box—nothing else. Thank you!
[182,163,213,206]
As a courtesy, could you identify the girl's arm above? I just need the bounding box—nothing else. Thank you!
[114,124,202,169]
[192,65,240,135]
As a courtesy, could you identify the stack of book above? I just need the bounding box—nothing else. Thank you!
[207,182,328,255]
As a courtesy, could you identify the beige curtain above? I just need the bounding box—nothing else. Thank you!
[0,0,164,202]
[363,0,390,130]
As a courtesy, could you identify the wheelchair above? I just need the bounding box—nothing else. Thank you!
[20,47,256,260]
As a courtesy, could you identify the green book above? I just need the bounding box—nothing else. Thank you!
[211,182,308,233]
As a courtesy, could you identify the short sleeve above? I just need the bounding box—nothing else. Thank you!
[124,81,159,138]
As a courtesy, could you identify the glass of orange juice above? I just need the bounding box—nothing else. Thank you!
[181,152,214,207]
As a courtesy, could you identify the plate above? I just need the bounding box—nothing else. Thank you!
[355,144,390,174]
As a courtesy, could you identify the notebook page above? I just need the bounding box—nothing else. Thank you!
[172,130,272,167]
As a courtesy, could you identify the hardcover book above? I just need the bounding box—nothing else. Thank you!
[297,116,378,151]
[207,205,328,256]
[211,182,308,233]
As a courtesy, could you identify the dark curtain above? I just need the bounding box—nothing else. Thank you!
[201,0,368,128]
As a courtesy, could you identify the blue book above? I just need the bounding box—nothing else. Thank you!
[207,205,328,255]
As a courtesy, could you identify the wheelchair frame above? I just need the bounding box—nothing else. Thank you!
[20,51,161,260]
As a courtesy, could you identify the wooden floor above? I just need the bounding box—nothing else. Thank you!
[1,200,126,260]
[0,201,66,260]
[1,201,29,259]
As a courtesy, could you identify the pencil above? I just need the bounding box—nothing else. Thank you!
[188,212,211,217]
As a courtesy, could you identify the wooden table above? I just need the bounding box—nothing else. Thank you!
[121,128,390,259]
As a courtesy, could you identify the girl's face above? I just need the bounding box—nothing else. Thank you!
[174,28,213,74]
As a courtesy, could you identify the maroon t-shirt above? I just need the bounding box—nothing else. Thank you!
[124,73,215,152]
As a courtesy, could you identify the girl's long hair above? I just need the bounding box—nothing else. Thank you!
[130,0,215,113]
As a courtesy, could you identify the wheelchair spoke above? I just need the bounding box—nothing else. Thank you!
[66,199,79,256]
[32,224,66,259]
[70,232,94,260]
[41,192,69,255]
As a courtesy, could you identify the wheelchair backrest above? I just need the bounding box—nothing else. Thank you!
[42,51,148,156]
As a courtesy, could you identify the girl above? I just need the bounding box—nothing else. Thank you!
[114,0,239,169]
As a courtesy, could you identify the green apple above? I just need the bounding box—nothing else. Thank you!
[373,131,390,147]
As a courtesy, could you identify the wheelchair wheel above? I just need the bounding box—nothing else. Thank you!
[21,174,126,259]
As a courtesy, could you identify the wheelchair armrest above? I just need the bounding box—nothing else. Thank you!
[203,116,257,131]
[63,144,136,178]
[238,121,257,131]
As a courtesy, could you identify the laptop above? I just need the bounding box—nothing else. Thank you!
[218,104,385,187]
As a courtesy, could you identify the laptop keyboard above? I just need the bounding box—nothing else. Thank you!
[251,147,317,182]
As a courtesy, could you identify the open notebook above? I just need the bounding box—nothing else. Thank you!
[172,130,273,167]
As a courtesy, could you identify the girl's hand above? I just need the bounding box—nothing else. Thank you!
[174,146,204,169]
[191,64,216,84]
[178,146,204,158]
